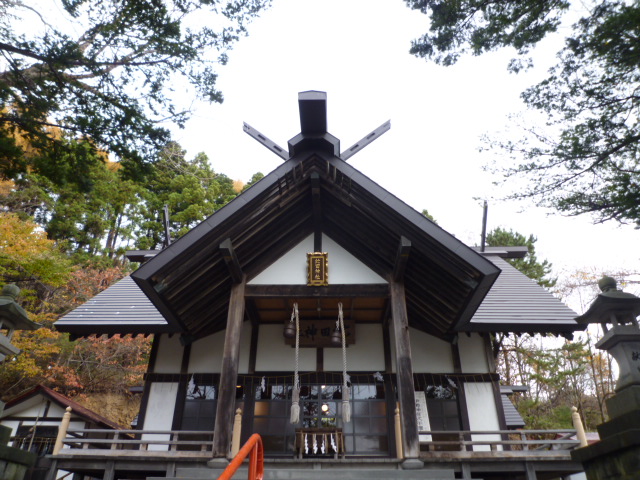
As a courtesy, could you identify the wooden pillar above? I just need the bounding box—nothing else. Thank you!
[389,279,421,464]
[212,278,246,457]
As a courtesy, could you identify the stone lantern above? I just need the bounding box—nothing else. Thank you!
[0,284,39,364]
[571,276,640,479]
[0,284,39,479]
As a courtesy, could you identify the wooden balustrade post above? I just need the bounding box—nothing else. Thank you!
[230,408,243,458]
[571,406,588,447]
[394,406,403,459]
[110,431,119,450]
[53,406,72,455]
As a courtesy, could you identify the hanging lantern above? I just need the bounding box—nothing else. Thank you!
[330,326,342,347]
[283,319,296,339]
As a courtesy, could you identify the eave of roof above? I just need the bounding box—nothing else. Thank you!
[3,385,125,430]
[467,255,583,334]
[55,276,175,337]
[501,393,526,428]
[130,150,499,340]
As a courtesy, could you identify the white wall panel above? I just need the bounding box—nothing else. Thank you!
[324,324,384,371]
[249,234,386,285]
[410,328,454,373]
[142,382,178,451]
[189,330,224,373]
[255,324,315,371]
[458,333,490,373]
[189,322,252,374]
[154,334,184,373]
[464,382,501,451]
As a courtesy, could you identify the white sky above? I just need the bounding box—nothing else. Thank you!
[168,0,639,293]
[17,0,638,304]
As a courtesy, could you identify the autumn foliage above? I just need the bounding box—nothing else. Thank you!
[0,212,151,401]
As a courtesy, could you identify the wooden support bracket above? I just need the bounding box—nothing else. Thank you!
[220,238,244,284]
[393,236,411,282]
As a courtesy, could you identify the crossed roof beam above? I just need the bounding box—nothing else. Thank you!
[243,91,390,162]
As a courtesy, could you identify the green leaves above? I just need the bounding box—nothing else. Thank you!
[0,0,271,172]
[134,143,238,249]
[406,0,570,66]
[407,1,640,227]
[486,227,556,288]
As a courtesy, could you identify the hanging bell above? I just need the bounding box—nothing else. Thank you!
[330,327,342,347]
[283,320,296,339]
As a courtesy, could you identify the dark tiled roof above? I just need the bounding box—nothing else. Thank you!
[500,386,526,429]
[469,256,581,334]
[3,385,125,430]
[55,276,174,337]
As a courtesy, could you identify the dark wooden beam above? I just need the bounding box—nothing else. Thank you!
[389,279,421,464]
[311,172,322,251]
[382,322,392,373]
[451,336,462,374]
[316,347,324,372]
[245,284,389,298]
[393,236,411,282]
[220,238,243,284]
[248,321,259,374]
[212,277,246,457]
[245,299,260,328]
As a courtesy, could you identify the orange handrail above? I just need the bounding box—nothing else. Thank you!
[217,433,264,480]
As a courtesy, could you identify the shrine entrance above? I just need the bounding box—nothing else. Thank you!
[246,375,392,457]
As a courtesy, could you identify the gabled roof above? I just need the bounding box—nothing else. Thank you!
[55,276,172,338]
[54,92,587,340]
[2,385,124,430]
[53,253,581,338]
[469,255,581,334]
[500,386,527,429]
[122,93,500,340]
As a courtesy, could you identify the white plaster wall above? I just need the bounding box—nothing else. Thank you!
[464,382,501,451]
[458,333,490,373]
[255,324,315,371]
[1,420,19,437]
[6,403,47,418]
[46,403,68,417]
[409,327,454,373]
[67,420,86,431]
[324,324,384,371]
[189,322,252,374]
[249,234,386,285]
[153,334,184,373]
[142,382,179,451]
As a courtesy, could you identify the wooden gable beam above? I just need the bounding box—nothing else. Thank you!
[220,238,243,284]
[393,236,411,282]
[340,120,391,161]
[311,172,322,251]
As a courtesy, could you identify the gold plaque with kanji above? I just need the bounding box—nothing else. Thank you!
[307,252,328,286]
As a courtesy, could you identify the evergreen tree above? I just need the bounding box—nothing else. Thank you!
[0,0,270,175]
[486,227,556,288]
[405,1,640,226]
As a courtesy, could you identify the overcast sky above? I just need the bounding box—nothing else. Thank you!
[165,0,640,295]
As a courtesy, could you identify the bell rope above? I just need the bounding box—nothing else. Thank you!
[339,302,351,423]
[290,302,301,423]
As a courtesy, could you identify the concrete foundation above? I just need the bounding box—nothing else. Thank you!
[571,389,640,480]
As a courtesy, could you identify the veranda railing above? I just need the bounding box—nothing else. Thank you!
[49,428,581,454]
[418,429,581,452]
